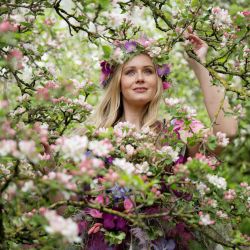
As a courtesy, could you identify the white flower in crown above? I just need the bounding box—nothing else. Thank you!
[111,47,124,64]
[147,45,162,57]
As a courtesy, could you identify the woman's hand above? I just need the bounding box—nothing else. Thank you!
[184,27,208,63]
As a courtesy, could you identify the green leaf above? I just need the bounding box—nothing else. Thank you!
[191,0,199,8]
[102,45,112,59]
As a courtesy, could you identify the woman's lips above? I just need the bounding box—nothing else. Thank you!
[133,88,148,93]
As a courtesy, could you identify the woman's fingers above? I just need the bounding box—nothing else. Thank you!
[188,34,203,46]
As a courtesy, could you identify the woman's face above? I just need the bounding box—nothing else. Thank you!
[120,54,158,107]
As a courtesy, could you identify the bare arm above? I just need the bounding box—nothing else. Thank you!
[184,30,238,156]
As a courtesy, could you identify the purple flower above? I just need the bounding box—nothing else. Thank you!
[151,238,176,250]
[100,61,113,86]
[157,64,170,77]
[87,232,118,250]
[103,213,128,232]
[77,220,88,235]
[105,156,114,164]
[124,41,137,53]
[101,61,112,75]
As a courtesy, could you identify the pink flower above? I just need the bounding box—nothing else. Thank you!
[94,194,109,205]
[190,119,205,133]
[137,36,154,47]
[88,223,102,235]
[85,208,103,218]
[198,212,215,226]
[162,81,171,90]
[0,20,17,32]
[224,189,236,201]
[242,11,250,16]
[124,198,134,212]
[6,49,23,70]
[240,182,248,188]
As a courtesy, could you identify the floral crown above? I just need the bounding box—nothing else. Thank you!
[100,36,171,90]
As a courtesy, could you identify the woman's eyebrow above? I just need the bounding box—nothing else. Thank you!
[124,65,154,70]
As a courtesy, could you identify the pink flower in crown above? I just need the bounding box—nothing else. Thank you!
[137,36,155,47]
[162,81,171,90]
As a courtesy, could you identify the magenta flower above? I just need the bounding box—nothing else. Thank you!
[157,64,170,77]
[124,41,137,53]
[100,61,113,86]
[103,213,128,231]
[162,81,171,90]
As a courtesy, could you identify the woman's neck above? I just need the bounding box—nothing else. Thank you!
[122,102,146,130]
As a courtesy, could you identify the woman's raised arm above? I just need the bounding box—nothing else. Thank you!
[184,29,238,156]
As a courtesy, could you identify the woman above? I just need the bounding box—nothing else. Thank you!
[87,29,238,157]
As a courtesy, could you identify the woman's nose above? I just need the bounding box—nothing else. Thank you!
[136,71,144,83]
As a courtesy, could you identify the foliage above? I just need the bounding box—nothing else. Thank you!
[0,0,249,249]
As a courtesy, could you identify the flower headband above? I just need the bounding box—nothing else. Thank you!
[100,36,171,90]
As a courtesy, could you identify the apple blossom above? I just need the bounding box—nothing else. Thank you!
[44,210,81,243]
[206,174,227,190]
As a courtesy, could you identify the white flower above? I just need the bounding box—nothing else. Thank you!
[206,174,227,190]
[114,122,136,138]
[147,46,161,57]
[89,139,113,157]
[72,95,93,111]
[216,132,229,147]
[164,97,182,106]
[182,105,197,117]
[19,140,39,163]
[216,210,228,219]
[111,47,124,64]
[158,145,179,162]
[55,135,88,162]
[21,180,34,192]
[113,158,135,174]
[199,212,215,226]
[209,7,232,30]
[135,161,152,175]
[0,140,17,156]
[44,210,80,243]
[196,182,210,196]
[125,144,135,156]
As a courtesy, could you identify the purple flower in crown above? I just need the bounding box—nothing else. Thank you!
[157,64,170,77]
[100,61,113,86]
[124,41,137,53]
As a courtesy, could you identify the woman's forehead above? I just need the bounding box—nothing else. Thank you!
[123,54,154,68]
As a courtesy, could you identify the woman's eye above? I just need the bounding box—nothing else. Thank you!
[145,69,153,74]
[125,71,135,75]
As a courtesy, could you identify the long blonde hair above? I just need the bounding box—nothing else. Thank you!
[87,54,163,130]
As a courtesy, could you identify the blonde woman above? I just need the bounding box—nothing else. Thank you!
[87,31,238,157]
